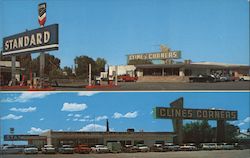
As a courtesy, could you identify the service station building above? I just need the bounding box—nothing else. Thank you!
[4,130,175,149]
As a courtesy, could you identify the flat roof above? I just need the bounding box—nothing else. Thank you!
[135,63,250,69]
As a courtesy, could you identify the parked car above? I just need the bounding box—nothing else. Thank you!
[1,145,23,154]
[107,142,122,153]
[189,74,216,83]
[164,143,180,151]
[135,144,150,152]
[91,145,110,153]
[74,144,91,154]
[58,145,74,154]
[180,144,197,151]
[216,143,234,150]
[219,75,231,82]
[200,143,217,150]
[118,75,138,82]
[122,145,138,153]
[150,144,165,152]
[239,75,250,81]
[41,145,56,154]
[23,145,38,154]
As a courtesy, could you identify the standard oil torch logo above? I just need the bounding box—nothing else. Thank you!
[38,3,46,27]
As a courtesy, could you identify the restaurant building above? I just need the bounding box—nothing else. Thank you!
[4,130,175,148]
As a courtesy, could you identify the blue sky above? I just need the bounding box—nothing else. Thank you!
[1,0,249,68]
[0,92,249,144]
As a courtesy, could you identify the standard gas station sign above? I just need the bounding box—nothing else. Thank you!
[2,24,58,56]
[154,107,237,120]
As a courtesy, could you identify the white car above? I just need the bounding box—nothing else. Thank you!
[239,75,250,81]
[136,144,150,152]
[41,145,56,154]
[2,146,23,154]
[200,143,217,150]
[180,144,197,151]
[24,146,38,154]
[58,145,74,154]
[217,143,234,150]
[164,143,180,151]
[91,145,110,153]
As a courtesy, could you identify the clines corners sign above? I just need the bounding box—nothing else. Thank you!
[153,107,237,121]
[2,24,58,56]
[127,51,181,61]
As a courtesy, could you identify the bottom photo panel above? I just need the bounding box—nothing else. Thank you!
[0,92,249,158]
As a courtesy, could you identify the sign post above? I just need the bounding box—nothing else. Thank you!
[11,56,16,86]
[88,64,91,86]
[38,3,47,88]
[170,97,183,145]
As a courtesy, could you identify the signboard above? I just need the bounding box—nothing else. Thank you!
[127,51,181,61]
[38,3,47,27]
[4,135,41,141]
[2,24,59,56]
[10,128,14,134]
[154,107,237,120]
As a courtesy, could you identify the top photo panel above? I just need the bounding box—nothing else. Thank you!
[0,0,249,91]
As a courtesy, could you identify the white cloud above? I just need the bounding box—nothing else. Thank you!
[10,107,36,113]
[27,127,49,134]
[61,103,87,112]
[79,124,109,131]
[1,92,54,103]
[40,118,44,121]
[67,113,73,117]
[84,115,90,119]
[96,115,108,121]
[74,114,81,118]
[73,118,78,121]
[243,117,250,123]
[78,119,87,122]
[124,112,138,118]
[66,118,70,121]
[237,117,250,126]
[113,111,138,119]
[113,112,123,119]
[1,114,23,120]
[78,92,99,96]
[238,122,245,126]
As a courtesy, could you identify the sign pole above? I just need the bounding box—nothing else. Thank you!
[38,3,47,88]
[115,66,118,86]
[39,52,45,88]
[11,56,16,86]
[88,63,91,86]
[170,97,184,145]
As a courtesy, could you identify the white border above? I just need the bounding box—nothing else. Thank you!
[2,44,58,55]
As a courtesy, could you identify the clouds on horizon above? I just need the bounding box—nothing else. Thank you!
[237,116,250,126]
[27,127,49,134]
[0,114,23,120]
[78,124,113,132]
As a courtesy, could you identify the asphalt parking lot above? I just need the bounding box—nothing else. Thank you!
[55,81,250,91]
[1,150,250,158]
[1,81,249,91]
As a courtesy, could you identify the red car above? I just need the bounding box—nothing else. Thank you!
[118,75,138,82]
[74,144,91,154]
